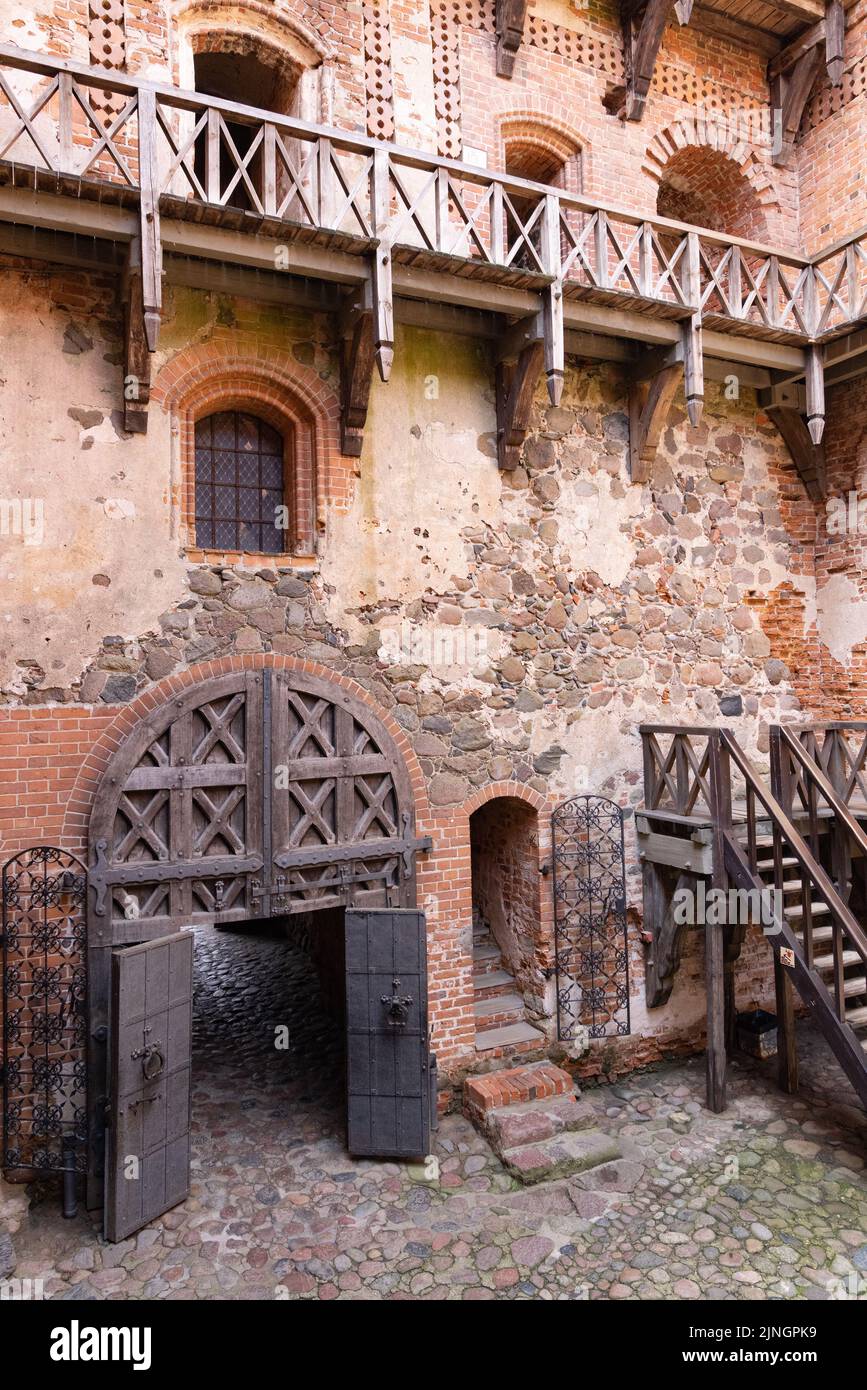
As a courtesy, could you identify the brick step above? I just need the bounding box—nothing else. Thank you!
[486,1093,597,1150]
[473,968,517,1000]
[473,992,525,1028]
[474,1020,545,1055]
[847,1004,867,1027]
[501,1129,622,1185]
[464,1062,574,1122]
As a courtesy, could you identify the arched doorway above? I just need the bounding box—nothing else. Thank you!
[86,667,432,1235]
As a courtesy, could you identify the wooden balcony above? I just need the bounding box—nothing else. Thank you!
[0,42,864,481]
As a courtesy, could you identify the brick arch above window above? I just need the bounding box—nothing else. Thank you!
[152,346,344,564]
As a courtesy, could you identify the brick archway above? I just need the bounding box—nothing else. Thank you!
[643,124,783,243]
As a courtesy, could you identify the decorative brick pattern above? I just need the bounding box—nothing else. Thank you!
[362,0,395,141]
[88,0,126,69]
[431,0,463,158]
[88,0,126,118]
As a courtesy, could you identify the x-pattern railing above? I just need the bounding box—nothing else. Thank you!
[796,723,867,808]
[0,43,864,341]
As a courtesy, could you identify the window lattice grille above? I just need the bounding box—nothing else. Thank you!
[194,411,286,555]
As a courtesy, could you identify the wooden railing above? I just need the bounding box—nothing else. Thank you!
[792,722,867,808]
[0,43,864,343]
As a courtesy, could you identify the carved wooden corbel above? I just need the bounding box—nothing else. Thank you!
[627,317,703,483]
[760,350,827,501]
[496,316,545,470]
[495,0,529,78]
[621,0,676,122]
[771,44,822,166]
[122,238,153,435]
[339,280,377,457]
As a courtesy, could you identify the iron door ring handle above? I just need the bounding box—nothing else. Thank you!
[142,1046,165,1080]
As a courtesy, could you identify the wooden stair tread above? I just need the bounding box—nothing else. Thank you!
[785,901,831,918]
[811,948,863,971]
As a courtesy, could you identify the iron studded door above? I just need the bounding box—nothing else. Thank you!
[105,931,193,1242]
[345,909,430,1159]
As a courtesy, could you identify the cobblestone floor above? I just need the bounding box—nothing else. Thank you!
[3,922,866,1300]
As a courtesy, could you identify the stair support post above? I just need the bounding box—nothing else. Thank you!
[768,725,799,1094]
[706,730,731,1113]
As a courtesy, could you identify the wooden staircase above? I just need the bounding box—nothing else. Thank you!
[639,720,867,1113]
[472,917,545,1056]
[748,836,867,1055]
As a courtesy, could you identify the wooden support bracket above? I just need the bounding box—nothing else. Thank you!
[495,0,529,77]
[495,301,563,468]
[771,43,822,166]
[339,279,377,458]
[643,864,696,1009]
[496,318,545,470]
[121,88,162,434]
[761,364,827,501]
[627,318,702,483]
[122,237,153,436]
[621,0,676,122]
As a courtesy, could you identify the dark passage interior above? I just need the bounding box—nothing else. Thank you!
[190,912,346,1179]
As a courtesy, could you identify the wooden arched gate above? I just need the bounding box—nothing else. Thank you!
[86,669,432,1238]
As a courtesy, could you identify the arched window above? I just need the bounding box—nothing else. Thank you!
[194,410,287,554]
[655,148,768,242]
[501,123,582,268]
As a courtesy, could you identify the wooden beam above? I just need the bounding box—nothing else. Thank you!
[370,150,395,382]
[137,87,162,352]
[825,0,845,85]
[769,18,825,79]
[622,0,676,122]
[804,342,825,443]
[693,5,782,61]
[495,0,529,78]
[496,340,544,470]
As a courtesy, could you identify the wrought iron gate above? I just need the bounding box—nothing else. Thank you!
[1,847,87,1178]
[551,795,630,1040]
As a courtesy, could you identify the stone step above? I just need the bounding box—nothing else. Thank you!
[473,993,525,1027]
[474,1020,545,1055]
[473,968,516,1000]
[473,943,504,975]
[501,1129,623,1185]
[486,1093,598,1150]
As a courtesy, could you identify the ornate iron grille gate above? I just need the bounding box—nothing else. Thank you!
[1,848,87,1179]
[551,795,630,1040]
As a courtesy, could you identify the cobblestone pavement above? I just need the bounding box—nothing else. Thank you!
[3,923,866,1300]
